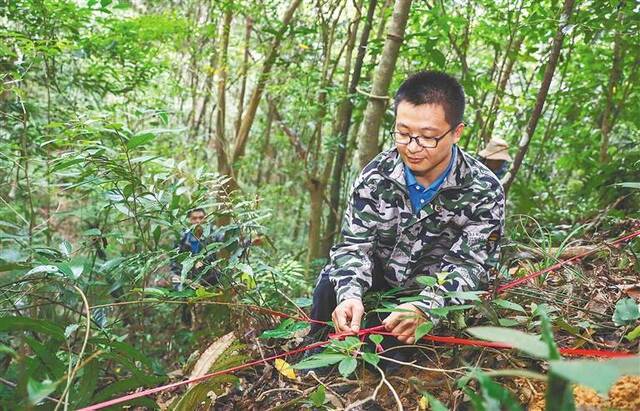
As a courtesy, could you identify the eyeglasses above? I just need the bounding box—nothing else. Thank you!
[391,124,458,149]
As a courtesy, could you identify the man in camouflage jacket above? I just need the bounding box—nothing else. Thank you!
[310,71,505,346]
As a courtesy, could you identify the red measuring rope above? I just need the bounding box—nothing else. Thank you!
[496,228,640,293]
[79,228,640,410]
[77,339,332,411]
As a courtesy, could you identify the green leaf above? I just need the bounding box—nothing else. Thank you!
[416,275,437,287]
[614,182,640,189]
[436,271,451,285]
[467,327,550,359]
[549,357,640,395]
[422,393,448,411]
[293,297,312,308]
[27,378,59,405]
[625,325,640,341]
[429,304,474,317]
[540,313,560,360]
[338,357,358,377]
[361,352,380,367]
[292,353,345,369]
[369,334,383,345]
[139,287,169,298]
[126,132,155,150]
[429,49,446,68]
[475,370,524,411]
[414,321,433,341]
[0,344,17,358]
[83,228,102,236]
[26,265,59,276]
[51,157,85,172]
[73,360,100,407]
[492,299,526,313]
[612,298,640,326]
[498,318,520,327]
[309,384,326,407]
[57,262,76,279]
[0,316,66,341]
[64,324,80,339]
[58,240,72,257]
[260,319,309,339]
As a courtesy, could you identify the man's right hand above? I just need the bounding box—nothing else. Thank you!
[332,298,365,333]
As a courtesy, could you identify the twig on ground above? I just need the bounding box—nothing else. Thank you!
[374,352,466,375]
[345,364,403,411]
[257,387,304,402]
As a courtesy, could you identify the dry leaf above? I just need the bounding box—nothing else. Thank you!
[188,332,236,386]
[274,358,297,380]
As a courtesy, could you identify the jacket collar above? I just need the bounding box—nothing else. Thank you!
[378,146,475,192]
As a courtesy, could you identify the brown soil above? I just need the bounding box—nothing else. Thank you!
[526,376,640,410]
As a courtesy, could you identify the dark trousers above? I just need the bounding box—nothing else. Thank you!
[310,269,390,331]
[309,268,412,357]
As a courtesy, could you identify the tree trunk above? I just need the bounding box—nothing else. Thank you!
[480,34,524,144]
[305,0,347,265]
[234,17,253,138]
[232,0,302,165]
[306,177,324,265]
[464,46,500,150]
[322,0,376,257]
[357,0,412,168]
[599,10,624,163]
[502,0,576,194]
[255,103,275,188]
[210,10,237,192]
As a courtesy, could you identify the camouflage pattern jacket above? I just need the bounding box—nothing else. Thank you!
[323,146,505,315]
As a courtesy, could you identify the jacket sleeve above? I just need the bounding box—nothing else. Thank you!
[326,179,381,303]
[416,191,505,314]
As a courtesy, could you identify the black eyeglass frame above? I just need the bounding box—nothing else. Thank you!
[390,123,462,149]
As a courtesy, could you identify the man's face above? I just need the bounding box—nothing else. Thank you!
[188,211,205,226]
[394,102,463,178]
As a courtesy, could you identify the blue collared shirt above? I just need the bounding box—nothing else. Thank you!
[404,146,457,214]
[185,231,202,254]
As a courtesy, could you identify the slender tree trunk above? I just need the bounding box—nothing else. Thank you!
[194,49,218,137]
[502,0,576,194]
[464,46,500,150]
[305,0,347,265]
[599,11,624,163]
[234,17,253,138]
[210,10,237,192]
[255,103,275,188]
[480,34,524,144]
[357,0,412,168]
[232,0,302,164]
[526,37,575,182]
[322,0,376,257]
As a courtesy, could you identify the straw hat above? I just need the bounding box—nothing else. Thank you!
[478,137,512,161]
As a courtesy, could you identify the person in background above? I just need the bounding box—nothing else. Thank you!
[170,208,223,290]
[478,137,512,180]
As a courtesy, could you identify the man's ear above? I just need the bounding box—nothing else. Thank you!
[452,123,465,143]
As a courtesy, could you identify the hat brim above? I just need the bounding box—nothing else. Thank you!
[479,148,512,161]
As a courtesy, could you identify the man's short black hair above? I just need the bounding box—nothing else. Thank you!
[394,71,465,126]
[187,208,205,217]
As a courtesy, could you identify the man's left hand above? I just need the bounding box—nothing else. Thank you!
[382,303,426,344]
